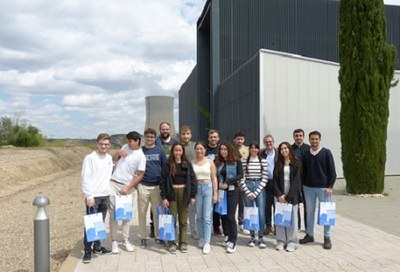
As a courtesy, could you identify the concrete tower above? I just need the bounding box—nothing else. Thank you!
[145,96,176,136]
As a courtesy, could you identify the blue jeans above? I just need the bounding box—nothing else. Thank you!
[303,186,332,237]
[243,180,266,238]
[196,183,213,244]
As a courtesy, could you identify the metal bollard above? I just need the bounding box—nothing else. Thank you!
[33,196,50,272]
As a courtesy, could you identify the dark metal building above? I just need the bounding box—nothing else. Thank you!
[179,0,400,142]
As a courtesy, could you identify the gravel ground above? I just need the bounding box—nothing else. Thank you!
[0,147,90,272]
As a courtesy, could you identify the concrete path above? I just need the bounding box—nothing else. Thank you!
[60,177,400,272]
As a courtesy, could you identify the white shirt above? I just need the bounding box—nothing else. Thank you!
[111,144,146,185]
[81,151,113,199]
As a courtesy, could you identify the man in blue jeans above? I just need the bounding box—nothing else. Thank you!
[300,130,336,250]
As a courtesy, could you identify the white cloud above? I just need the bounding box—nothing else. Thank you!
[0,0,206,138]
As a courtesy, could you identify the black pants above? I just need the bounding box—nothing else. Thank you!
[298,186,307,230]
[221,188,239,244]
[213,208,221,229]
[264,180,275,227]
[238,191,244,226]
[83,196,109,251]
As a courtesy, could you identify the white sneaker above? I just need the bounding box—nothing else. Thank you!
[222,236,229,247]
[276,242,284,251]
[243,229,250,235]
[123,240,135,252]
[112,241,119,254]
[286,243,296,252]
[202,243,211,254]
[198,238,205,248]
[226,242,236,253]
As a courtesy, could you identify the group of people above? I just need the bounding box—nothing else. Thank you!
[81,123,336,263]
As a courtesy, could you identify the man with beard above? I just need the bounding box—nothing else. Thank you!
[155,122,178,158]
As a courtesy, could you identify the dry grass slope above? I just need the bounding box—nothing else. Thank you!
[0,146,92,271]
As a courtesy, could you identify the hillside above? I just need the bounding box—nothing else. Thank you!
[0,146,91,198]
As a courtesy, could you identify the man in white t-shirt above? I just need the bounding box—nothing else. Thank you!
[109,131,146,254]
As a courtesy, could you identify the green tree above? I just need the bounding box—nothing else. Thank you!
[0,116,46,147]
[339,0,397,193]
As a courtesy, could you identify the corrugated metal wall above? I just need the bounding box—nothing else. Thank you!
[215,53,260,142]
[179,0,400,142]
[218,0,399,82]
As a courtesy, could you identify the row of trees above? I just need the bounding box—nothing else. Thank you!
[0,116,46,147]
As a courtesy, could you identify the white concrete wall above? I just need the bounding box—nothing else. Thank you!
[259,49,400,177]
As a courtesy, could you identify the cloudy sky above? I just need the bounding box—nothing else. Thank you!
[0,0,206,139]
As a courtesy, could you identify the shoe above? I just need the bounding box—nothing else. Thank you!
[93,246,111,254]
[248,237,255,247]
[82,250,91,263]
[180,244,188,253]
[156,239,166,246]
[276,243,284,251]
[264,226,273,235]
[169,244,177,254]
[149,225,155,238]
[258,237,267,249]
[191,230,200,240]
[299,234,314,244]
[112,241,119,254]
[286,243,296,252]
[243,229,250,235]
[214,227,223,236]
[226,242,236,253]
[323,237,332,250]
[222,236,229,247]
[202,243,211,254]
[140,239,148,249]
[123,240,135,252]
[198,238,205,248]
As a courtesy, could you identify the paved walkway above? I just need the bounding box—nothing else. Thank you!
[61,177,400,272]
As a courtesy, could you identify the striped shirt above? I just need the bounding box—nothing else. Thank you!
[240,156,268,197]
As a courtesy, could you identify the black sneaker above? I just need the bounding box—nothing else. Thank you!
[299,234,315,244]
[180,244,188,253]
[93,246,112,254]
[323,237,332,250]
[140,239,148,249]
[83,251,91,263]
[169,244,177,254]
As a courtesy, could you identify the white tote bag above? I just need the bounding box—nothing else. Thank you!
[274,202,293,228]
[114,194,133,221]
[243,205,259,231]
[318,201,336,226]
[84,210,107,242]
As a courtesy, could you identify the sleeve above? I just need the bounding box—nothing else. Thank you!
[272,167,283,198]
[240,160,251,196]
[81,155,94,199]
[254,159,268,197]
[326,149,337,188]
[159,164,168,200]
[226,160,244,185]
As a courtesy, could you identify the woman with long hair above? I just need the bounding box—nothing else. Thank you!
[192,141,218,254]
[273,142,302,252]
[160,143,197,254]
[240,141,268,248]
[214,141,243,253]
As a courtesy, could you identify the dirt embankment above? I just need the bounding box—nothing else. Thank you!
[0,146,92,271]
[0,146,90,198]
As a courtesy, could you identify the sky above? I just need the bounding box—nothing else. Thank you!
[0,0,206,139]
